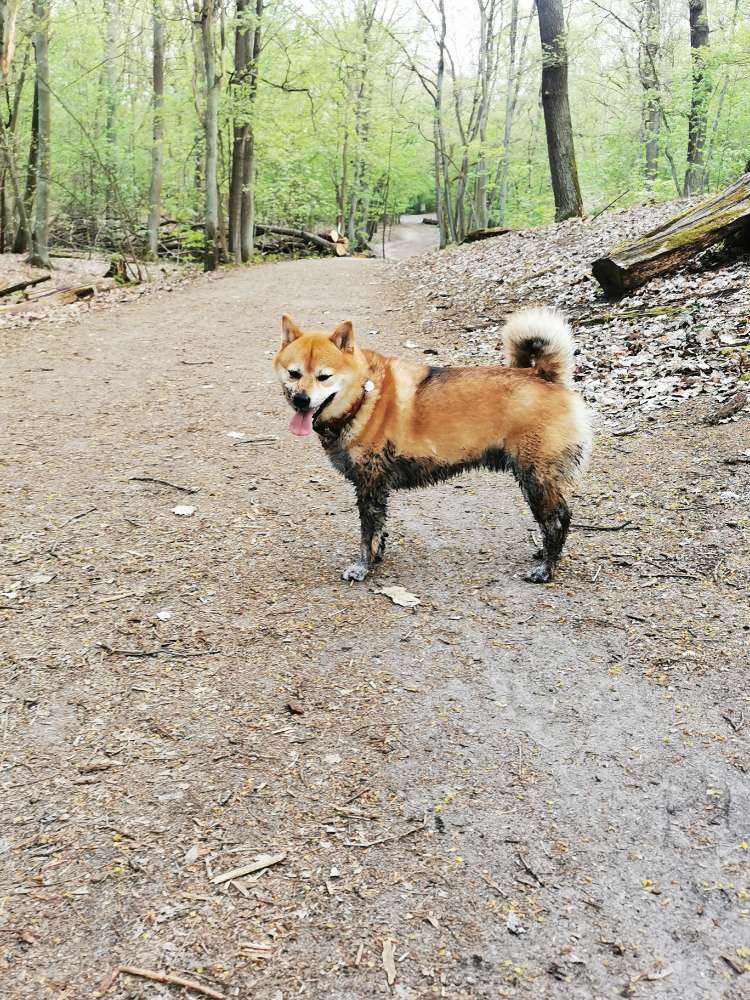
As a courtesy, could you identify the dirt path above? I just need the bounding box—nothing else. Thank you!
[1,255,748,1000]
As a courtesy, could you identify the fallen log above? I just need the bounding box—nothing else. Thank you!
[0,279,116,315]
[462,226,513,244]
[0,274,51,298]
[422,217,439,226]
[592,171,750,296]
[254,224,340,255]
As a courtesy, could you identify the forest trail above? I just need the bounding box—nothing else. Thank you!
[1,256,748,1000]
[380,214,440,260]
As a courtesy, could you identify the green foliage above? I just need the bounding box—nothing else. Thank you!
[0,0,748,255]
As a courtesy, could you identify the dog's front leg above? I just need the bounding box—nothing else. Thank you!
[342,485,389,582]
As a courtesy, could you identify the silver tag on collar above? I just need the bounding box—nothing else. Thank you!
[364,380,374,393]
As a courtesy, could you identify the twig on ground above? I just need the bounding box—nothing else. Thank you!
[344,816,426,849]
[480,872,508,898]
[232,437,278,446]
[180,360,214,366]
[129,476,199,495]
[572,520,635,532]
[98,643,160,658]
[721,711,744,733]
[517,851,545,886]
[723,455,750,465]
[212,852,286,885]
[94,592,138,604]
[106,965,226,999]
[59,506,97,528]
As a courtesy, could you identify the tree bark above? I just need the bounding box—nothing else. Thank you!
[536,0,583,221]
[0,4,30,253]
[11,74,35,252]
[592,171,750,296]
[239,0,262,263]
[684,0,710,196]
[639,0,661,189]
[147,0,164,259]
[29,0,50,269]
[103,0,118,222]
[228,0,249,259]
[197,0,220,272]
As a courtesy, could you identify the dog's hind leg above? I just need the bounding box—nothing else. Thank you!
[517,470,571,584]
[342,485,389,582]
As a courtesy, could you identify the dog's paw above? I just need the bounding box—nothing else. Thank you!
[525,561,553,584]
[342,561,369,582]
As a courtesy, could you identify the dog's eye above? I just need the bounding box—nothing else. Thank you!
[318,373,332,382]
[288,370,301,380]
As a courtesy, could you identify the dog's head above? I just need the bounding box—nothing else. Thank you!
[274,315,367,437]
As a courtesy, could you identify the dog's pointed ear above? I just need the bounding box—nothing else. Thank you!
[330,320,355,353]
[281,314,303,346]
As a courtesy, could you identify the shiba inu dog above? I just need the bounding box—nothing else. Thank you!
[274,309,591,584]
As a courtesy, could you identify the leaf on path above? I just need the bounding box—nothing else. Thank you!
[172,505,195,517]
[377,586,420,608]
[382,937,396,986]
[184,844,200,865]
[506,912,527,935]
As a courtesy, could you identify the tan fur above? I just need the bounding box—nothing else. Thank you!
[274,309,592,583]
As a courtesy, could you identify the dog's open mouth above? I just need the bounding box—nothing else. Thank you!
[289,393,336,438]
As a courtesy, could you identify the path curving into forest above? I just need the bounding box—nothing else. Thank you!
[1,254,747,999]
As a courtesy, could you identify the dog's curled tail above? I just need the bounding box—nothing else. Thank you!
[503,308,575,388]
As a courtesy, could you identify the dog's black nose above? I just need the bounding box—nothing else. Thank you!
[293,392,311,411]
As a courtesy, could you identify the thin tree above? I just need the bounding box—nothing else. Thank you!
[536,0,583,220]
[496,0,532,225]
[240,0,263,262]
[11,74,35,253]
[148,0,164,258]
[347,0,379,251]
[29,0,50,269]
[470,0,503,232]
[196,0,220,272]
[684,0,710,196]
[0,0,31,253]
[229,0,249,260]
[638,0,660,189]
[103,0,118,222]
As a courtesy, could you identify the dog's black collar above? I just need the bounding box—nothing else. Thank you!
[314,382,371,439]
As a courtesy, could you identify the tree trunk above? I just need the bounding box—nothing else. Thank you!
[11,73,35,252]
[147,0,164,259]
[346,1,378,252]
[239,0,263,263]
[103,0,118,223]
[29,0,50,269]
[536,0,583,221]
[684,0,710,196]
[639,0,661,189]
[592,171,750,296]
[198,1,220,272]
[228,0,248,259]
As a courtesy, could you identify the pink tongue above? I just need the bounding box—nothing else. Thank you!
[289,409,314,437]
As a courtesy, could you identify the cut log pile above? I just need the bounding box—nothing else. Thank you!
[592,171,750,296]
[0,278,116,315]
[47,216,353,261]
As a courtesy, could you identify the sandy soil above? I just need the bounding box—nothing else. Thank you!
[0,247,748,1000]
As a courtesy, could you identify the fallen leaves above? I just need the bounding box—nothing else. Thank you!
[376,586,420,608]
[381,937,396,986]
[399,198,750,424]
